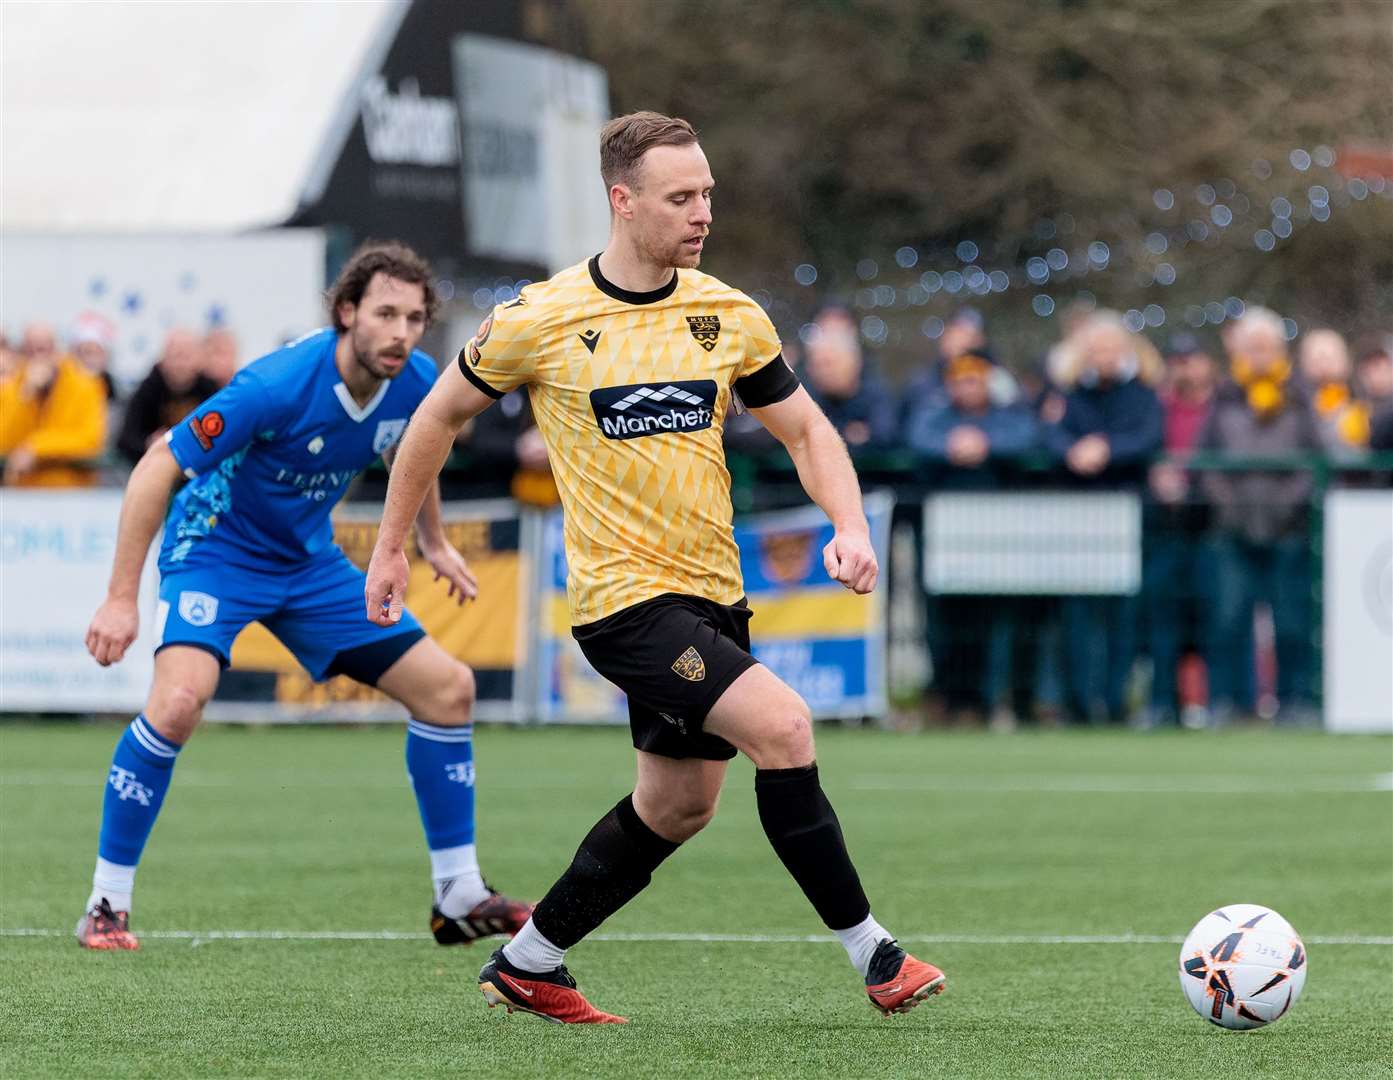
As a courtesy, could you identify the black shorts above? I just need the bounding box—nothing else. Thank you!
[572,593,758,761]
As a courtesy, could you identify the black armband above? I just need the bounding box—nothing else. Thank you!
[733,354,799,409]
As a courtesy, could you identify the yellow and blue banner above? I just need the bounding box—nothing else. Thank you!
[538,491,892,722]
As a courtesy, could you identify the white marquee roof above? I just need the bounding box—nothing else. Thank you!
[1,0,398,232]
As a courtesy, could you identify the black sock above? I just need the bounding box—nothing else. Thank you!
[530,794,679,949]
[755,764,871,931]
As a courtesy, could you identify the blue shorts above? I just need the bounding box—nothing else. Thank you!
[155,547,425,683]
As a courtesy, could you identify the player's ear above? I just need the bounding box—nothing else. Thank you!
[610,183,635,220]
[336,300,357,331]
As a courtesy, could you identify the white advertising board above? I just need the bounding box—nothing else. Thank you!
[0,490,157,712]
[0,230,325,387]
[924,491,1142,595]
[1323,489,1393,733]
[452,36,610,274]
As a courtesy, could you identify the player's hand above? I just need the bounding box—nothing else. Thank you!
[86,596,139,666]
[823,529,878,594]
[365,545,411,625]
[419,537,479,606]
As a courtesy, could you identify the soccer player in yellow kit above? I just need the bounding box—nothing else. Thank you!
[366,112,946,1023]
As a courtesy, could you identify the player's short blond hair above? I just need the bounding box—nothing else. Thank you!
[600,111,698,191]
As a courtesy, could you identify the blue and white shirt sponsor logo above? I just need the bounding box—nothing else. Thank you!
[372,418,408,454]
[589,380,717,441]
[177,590,219,627]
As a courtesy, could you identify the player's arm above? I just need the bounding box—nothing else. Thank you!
[85,440,187,666]
[366,364,498,625]
[88,371,272,664]
[413,477,479,606]
[750,385,877,595]
[380,445,479,606]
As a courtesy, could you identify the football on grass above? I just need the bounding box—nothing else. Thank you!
[1179,904,1307,1030]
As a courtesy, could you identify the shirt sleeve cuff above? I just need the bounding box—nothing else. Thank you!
[163,429,197,479]
[456,348,505,400]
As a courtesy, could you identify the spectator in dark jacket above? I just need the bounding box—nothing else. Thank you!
[1198,307,1323,724]
[802,306,897,450]
[1353,334,1393,435]
[117,328,219,465]
[1044,316,1165,488]
[908,351,1037,725]
[906,351,1036,480]
[1046,312,1164,724]
[1143,333,1218,727]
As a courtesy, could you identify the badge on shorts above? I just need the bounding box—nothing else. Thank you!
[671,645,706,682]
[177,590,219,627]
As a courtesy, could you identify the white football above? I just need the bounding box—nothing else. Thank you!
[1178,903,1307,1030]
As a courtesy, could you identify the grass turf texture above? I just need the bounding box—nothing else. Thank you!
[1,722,1389,1079]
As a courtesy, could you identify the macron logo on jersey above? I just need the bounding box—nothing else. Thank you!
[590,380,717,441]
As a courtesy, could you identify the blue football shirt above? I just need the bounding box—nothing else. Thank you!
[161,328,437,572]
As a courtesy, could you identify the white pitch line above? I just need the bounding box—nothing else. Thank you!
[5,773,1390,794]
[4,928,1389,945]
[848,775,1393,794]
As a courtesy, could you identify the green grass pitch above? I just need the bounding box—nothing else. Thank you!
[2,721,1390,1079]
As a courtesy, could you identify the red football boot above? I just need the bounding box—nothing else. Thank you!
[431,888,533,946]
[865,939,946,1016]
[478,947,626,1024]
[75,898,139,951]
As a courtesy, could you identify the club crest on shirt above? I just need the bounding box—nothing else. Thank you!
[686,315,721,352]
[372,418,407,454]
[671,645,706,682]
[178,590,219,627]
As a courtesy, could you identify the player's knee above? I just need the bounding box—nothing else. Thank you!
[760,702,815,769]
[431,661,475,726]
[146,682,207,743]
[651,790,720,842]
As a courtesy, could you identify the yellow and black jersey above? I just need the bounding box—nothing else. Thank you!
[458,255,798,624]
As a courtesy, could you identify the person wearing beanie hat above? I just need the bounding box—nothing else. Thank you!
[906,347,1038,728]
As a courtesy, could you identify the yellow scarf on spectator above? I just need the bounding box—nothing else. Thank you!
[1231,354,1290,419]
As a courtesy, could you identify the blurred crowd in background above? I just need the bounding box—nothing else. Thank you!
[445,299,1393,732]
[0,318,237,486]
[3,301,1391,731]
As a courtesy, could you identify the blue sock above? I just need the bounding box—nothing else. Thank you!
[98,715,181,868]
[406,718,486,914]
[405,718,476,850]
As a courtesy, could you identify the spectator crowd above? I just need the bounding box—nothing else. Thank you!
[5,301,1391,732]
[0,319,235,485]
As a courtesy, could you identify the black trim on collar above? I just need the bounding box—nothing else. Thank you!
[588,254,678,305]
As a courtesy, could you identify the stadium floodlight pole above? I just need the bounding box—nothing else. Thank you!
[367,362,492,626]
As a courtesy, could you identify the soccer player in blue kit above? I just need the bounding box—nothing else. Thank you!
[78,243,530,950]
